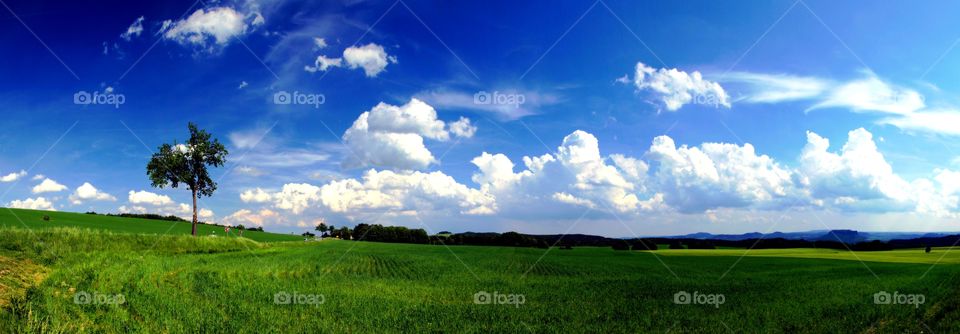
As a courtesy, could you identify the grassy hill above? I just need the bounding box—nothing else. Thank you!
[0,208,302,242]
[2,224,960,332]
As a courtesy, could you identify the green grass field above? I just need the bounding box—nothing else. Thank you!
[0,208,302,242]
[657,247,960,264]
[2,210,960,333]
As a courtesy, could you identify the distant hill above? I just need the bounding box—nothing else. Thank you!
[817,230,863,244]
[670,230,951,242]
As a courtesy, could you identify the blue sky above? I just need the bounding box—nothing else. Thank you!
[3,0,960,237]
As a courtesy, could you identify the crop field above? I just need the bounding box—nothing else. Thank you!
[656,247,960,264]
[2,217,960,333]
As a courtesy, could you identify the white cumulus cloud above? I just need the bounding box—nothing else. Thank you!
[304,43,396,77]
[318,169,495,216]
[70,182,116,204]
[8,197,55,211]
[644,135,798,213]
[628,61,730,111]
[161,6,262,49]
[240,188,273,203]
[343,99,473,170]
[471,130,649,215]
[304,55,342,73]
[0,170,26,182]
[128,190,174,206]
[32,178,67,194]
[272,183,321,214]
[223,208,279,227]
[798,128,914,211]
[228,127,960,228]
[343,43,397,77]
[448,117,477,138]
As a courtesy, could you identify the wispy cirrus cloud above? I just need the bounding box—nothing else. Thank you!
[239,150,331,168]
[120,16,145,41]
[721,72,829,103]
[721,71,924,114]
[415,89,561,121]
[878,110,960,136]
[808,75,925,115]
[717,70,960,137]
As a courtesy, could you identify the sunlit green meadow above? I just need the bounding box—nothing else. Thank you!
[656,246,960,264]
[1,221,959,333]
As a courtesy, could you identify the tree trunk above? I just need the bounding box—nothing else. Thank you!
[191,187,198,236]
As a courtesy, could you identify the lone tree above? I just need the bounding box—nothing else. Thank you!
[315,220,328,237]
[147,123,228,236]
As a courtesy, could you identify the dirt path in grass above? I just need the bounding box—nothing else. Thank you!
[0,256,48,308]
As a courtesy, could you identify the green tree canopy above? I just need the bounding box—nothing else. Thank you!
[147,122,228,236]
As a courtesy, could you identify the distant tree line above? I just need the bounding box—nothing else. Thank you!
[433,232,629,249]
[352,223,428,243]
[888,235,960,249]
[611,239,658,251]
[84,211,275,232]
[86,211,196,223]
[239,225,264,232]
[326,227,662,250]
[304,221,959,252]
[315,222,353,239]
[433,232,550,248]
